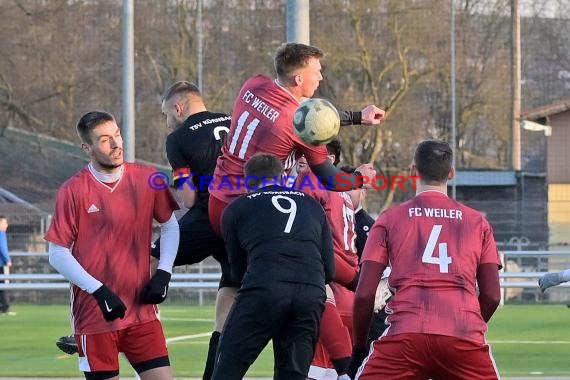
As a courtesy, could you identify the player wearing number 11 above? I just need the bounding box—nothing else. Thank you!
[212,153,335,380]
[208,42,386,237]
[349,140,502,380]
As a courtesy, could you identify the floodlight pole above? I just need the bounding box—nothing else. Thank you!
[286,0,310,44]
[122,0,135,162]
[511,0,521,170]
[450,0,457,199]
[197,0,203,92]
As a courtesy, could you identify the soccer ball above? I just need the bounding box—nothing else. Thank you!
[293,98,340,146]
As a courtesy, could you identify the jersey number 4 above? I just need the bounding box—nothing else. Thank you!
[421,225,452,273]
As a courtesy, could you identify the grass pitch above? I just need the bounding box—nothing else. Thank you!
[0,304,568,377]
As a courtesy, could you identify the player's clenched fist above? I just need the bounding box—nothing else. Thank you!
[360,105,386,125]
[355,163,377,189]
[92,284,127,322]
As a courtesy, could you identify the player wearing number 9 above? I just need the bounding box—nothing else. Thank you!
[212,153,335,380]
[349,140,503,380]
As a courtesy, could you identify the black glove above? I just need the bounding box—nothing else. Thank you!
[140,269,171,304]
[92,284,127,322]
[346,271,360,291]
[347,346,368,379]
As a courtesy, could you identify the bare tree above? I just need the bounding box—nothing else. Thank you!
[0,0,567,210]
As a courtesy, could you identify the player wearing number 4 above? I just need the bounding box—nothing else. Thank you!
[45,111,180,380]
[349,140,502,380]
[211,153,335,380]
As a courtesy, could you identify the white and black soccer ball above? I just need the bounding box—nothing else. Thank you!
[293,98,340,146]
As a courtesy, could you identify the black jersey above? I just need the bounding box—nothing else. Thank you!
[221,185,335,290]
[354,207,375,260]
[166,111,231,208]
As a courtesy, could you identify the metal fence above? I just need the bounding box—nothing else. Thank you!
[2,252,222,305]
[3,250,570,305]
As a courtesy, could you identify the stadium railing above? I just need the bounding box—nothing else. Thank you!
[2,251,221,291]
[1,251,569,290]
[500,250,570,288]
[0,273,221,290]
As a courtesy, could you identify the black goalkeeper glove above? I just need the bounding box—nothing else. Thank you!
[347,346,368,379]
[140,269,171,304]
[92,284,127,322]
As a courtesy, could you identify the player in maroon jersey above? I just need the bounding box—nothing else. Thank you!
[45,111,179,380]
[342,165,393,350]
[208,42,386,237]
[205,42,385,378]
[294,141,357,380]
[349,139,502,380]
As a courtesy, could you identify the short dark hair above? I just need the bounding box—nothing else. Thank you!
[162,81,201,103]
[414,140,453,184]
[326,139,342,167]
[0,215,6,220]
[244,153,284,188]
[274,43,324,81]
[76,111,115,144]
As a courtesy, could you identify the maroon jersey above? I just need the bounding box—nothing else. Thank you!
[210,75,329,203]
[45,163,179,334]
[362,190,502,343]
[297,171,358,284]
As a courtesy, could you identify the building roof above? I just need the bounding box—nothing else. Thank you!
[448,170,517,186]
[0,126,170,213]
[521,98,570,120]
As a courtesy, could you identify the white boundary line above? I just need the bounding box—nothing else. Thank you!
[163,334,570,345]
[160,317,215,322]
[165,332,212,343]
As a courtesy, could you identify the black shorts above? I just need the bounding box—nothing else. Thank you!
[212,282,326,380]
[151,205,238,288]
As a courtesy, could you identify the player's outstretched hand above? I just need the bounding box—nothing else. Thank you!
[347,346,368,379]
[360,105,386,125]
[93,284,127,321]
[538,272,562,293]
[141,269,171,304]
[355,163,376,188]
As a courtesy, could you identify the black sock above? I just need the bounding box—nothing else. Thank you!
[202,331,221,380]
[332,357,351,375]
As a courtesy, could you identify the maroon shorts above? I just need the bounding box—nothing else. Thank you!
[76,320,169,373]
[330,282,355,321]
[208,195,229,237]
[356,333,499,380]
